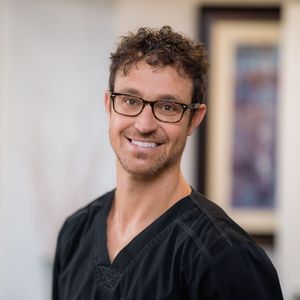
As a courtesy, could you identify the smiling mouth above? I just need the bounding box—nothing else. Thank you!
[129,139,160,148]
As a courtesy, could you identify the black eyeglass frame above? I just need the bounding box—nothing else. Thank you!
[110,92,201,123]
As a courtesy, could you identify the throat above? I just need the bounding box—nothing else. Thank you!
[106,211,149,263]
[107,172,191,262]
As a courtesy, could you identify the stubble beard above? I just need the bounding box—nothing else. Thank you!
[115,143,185,180]
[110,126,188,180]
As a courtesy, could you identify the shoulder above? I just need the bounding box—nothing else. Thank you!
[177,189,272,274]
[182,189,257,255]
[179,190,283,298]
[56,190,114,254]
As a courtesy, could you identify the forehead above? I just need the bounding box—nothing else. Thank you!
[114,61,193,101]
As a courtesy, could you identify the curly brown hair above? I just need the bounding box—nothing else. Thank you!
[109,26,208,103]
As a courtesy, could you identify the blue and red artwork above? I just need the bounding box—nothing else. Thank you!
[232,45,278,209]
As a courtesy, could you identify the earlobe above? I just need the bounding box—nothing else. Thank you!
[188,104,206,136]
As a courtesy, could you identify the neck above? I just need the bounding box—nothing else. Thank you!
[111,161,191,227]
[106,161,191,263]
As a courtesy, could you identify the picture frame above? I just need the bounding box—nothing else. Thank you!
[197,7,280,238]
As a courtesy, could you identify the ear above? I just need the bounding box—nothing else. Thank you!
[104,90,111,116]
[187,104,206,136]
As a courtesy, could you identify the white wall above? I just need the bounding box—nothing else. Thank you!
[1,0,300,299]
[0,0,115,299]
[277,1,300,299]
[0,0,10,295]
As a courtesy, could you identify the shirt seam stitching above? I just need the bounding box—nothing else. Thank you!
[189,193,233,247]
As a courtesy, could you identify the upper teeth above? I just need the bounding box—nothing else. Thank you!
[131,140,158,148]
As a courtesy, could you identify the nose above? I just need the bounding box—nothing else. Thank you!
[134,104,159,133]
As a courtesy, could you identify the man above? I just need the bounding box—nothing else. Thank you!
[52,26,283,299]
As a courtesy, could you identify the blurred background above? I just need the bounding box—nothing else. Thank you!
[0,0,299,299]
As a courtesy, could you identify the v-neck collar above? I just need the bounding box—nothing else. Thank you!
[94,189,194,272]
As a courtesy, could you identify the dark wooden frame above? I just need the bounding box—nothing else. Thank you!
[197,5,280,194]
[196,5,280,247]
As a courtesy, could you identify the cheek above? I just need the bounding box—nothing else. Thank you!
[109,114,132,136]
[167,124,189,144]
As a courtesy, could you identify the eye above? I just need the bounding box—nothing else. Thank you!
[156,101,181,114]
[123,96,140,106]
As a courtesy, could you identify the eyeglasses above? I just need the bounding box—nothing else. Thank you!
[110,92,200,123]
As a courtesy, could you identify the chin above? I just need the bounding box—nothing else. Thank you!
[121,163,162,179]
[119,156,179,180]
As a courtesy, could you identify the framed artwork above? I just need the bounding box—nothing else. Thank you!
[198,7,280,237]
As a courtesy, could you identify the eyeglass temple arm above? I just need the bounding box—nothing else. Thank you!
[189,103,201,109]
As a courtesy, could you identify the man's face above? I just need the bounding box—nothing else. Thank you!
[105,61,206,179]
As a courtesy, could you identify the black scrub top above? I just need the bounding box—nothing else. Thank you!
[52,189,283,300]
